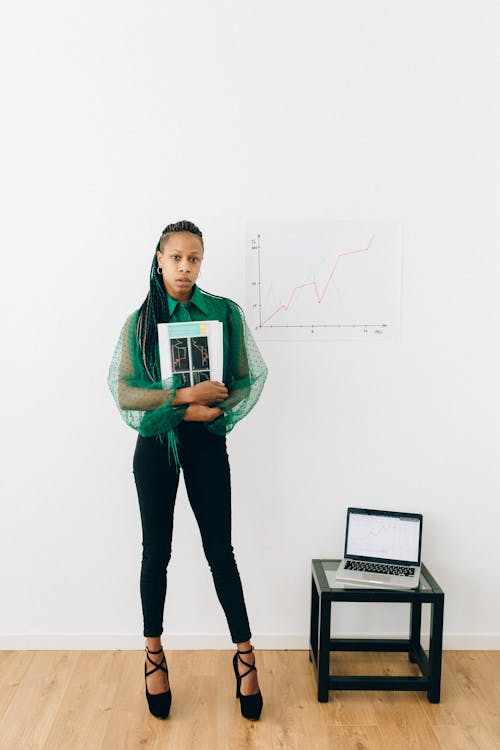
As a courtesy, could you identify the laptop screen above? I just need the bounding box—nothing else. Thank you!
[345,508,422,564]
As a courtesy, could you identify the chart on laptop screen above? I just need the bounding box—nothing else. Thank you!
[346,514,420,561]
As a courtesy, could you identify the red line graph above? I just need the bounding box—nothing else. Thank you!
[261,234,375,326]
[192,339,209,367]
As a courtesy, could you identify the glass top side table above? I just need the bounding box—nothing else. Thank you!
[309,559,444,703]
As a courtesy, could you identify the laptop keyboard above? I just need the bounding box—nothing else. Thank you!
[345,560,416,577]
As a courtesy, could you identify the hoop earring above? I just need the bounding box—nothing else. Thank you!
[157,265,162,275]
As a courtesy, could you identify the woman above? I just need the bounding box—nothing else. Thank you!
[107,219,268,720]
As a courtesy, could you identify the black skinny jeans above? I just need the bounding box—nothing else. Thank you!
[132,421,252,643]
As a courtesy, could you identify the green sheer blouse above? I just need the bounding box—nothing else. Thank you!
[107,285,268,465]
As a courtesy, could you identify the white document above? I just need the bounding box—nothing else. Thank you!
[157,320,223,388]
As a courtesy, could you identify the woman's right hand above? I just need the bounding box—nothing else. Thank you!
[190,380,228,405]
[183,404,223,422]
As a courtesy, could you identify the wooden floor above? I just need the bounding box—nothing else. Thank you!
[1,649,499,749]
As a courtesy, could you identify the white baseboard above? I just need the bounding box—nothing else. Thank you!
[1,633,500,650]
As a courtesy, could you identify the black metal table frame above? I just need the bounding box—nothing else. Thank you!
[309,559,444,703]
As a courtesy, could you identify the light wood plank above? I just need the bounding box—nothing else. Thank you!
[321,725,387,750]
[1,649,500,750]
[0,651,79,748]
[43,650,124,749]
[0,650,36,722]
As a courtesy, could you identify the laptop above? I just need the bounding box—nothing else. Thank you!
[335,507,423,589]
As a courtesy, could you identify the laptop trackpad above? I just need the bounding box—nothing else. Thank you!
[363,572,387,582]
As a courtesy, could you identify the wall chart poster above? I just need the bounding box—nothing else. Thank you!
[245,219,402,342]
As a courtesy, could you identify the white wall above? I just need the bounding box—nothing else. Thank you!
[1,0,499,650]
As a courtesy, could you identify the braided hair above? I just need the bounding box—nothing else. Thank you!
[135,220,204,381]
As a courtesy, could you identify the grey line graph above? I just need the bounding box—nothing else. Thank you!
[346,515,420,561]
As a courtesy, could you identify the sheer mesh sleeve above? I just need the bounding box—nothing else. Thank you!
[205,300,268,436]
[107,310,187,437]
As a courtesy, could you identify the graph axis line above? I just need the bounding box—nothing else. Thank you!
[256,323,388,329]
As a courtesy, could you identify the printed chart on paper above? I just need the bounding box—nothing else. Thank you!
[245,219,402,341]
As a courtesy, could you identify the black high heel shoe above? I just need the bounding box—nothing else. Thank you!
[232,645,263,720]
[144,645,172,719]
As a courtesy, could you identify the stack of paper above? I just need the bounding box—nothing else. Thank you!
[157,320,223,388]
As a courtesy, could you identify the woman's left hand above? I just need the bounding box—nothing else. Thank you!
[184,404,223,422]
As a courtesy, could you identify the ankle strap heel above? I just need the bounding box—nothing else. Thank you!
[144,646,171,719]
[232,645,263,720]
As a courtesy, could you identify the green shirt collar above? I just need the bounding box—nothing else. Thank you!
[166,284,210,316]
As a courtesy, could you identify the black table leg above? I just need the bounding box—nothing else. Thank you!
[428,594,444,703]
[309,575,319,663]
[317,592,331,702]
[409,601,422,663]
